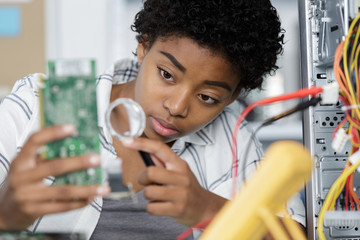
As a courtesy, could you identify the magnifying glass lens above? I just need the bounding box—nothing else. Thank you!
[109,104,131,137]
[106,98,145,140]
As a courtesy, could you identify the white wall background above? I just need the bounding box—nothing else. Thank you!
[45,0,142,75]
[247,0,301,121]
[245,0,303,146]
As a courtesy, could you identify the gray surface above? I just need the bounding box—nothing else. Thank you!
[90,191,189,240]
[248,121,303,150]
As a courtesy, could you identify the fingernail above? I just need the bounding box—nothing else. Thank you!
[89,155,101,165]
[122,137,134,145]
[62,124,75,133]
[97,186,110,195]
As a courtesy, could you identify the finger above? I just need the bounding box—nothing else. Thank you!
[122,138,183,170]
[14,125,76,167]
[143,185,182,202]
[15,154,101,184]
[138,167,185,186]
[24,200,91,217]
[146,201,177,218]
[15,184,110,202]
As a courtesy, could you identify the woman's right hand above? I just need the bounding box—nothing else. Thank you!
[0,125,110,230]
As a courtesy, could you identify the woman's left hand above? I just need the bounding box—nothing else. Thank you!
[122,137,227,226]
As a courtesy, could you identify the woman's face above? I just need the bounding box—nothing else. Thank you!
[134,36,240,144]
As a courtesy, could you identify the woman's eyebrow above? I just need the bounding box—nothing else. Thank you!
[159,50,231,92]
[160,51,186,72]
[204,80,232,92]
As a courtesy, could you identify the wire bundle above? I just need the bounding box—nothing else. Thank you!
[317,159,360,240]
[317,12,360,240]
[230,86,323,196]
[333,11,360,147]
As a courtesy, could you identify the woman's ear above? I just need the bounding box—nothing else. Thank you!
[136,41,149,64]
[227,84,243,105]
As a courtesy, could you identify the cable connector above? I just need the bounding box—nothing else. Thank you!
[349,149,360,172]
[321,82,339,105]
[331,128,350,152]
[324,211,360,227]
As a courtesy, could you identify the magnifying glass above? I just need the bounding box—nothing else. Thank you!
[105,98,145,140]
[104,98,155,200]
[105,98,154,166]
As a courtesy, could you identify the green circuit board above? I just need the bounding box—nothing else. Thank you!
[0,232,86,240]
[40,59,101,185]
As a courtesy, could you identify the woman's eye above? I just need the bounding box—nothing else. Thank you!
[199,94,219,104]
[159,68,174,81]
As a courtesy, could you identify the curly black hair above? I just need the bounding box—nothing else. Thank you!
[131,0,284,92]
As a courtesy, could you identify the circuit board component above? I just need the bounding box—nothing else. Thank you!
[40,59,101,185]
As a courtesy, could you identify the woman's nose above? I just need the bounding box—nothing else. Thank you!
[163,91,190,117]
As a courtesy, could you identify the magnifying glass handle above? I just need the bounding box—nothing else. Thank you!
[139,150,155,166]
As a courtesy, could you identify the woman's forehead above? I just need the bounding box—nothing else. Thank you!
[148,37,240,85]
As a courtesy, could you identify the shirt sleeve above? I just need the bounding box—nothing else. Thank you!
[0,74,40,184]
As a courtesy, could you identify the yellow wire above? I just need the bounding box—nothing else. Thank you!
[317,12,360,240]
[350,23,360,94]
[350,24,360,69]
[329,161,351,211]
[348,123,360,147]
[330,159,353,211]
[343,13,360,117]
[353,45,360,98]
[347,117,360,131]
[317,154,360,240]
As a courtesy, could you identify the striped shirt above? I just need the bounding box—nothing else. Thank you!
[0,59,305,239]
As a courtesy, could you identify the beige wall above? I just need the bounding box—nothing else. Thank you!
[0,0,45,95]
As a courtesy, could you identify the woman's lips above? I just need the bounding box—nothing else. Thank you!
[150,117,179,136]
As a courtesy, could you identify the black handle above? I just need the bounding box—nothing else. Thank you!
[139,150,155,166]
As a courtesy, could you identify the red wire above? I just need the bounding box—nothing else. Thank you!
[351,126,360,145]
[343,106,360,127]
[358,64,360,102]
[230,86,324,196]
[176,219,212,240]
[346,176,350,211]
[347,173,355,211]
[350,174,355,211]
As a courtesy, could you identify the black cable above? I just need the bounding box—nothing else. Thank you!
[239,97,321,185]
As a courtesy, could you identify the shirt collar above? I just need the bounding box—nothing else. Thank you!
[183,127,215,145]
[171,124,216,155]
[97,59,140,129]
[96,65,114,129]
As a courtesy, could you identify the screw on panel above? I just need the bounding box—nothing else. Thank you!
[314,155,320,168]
